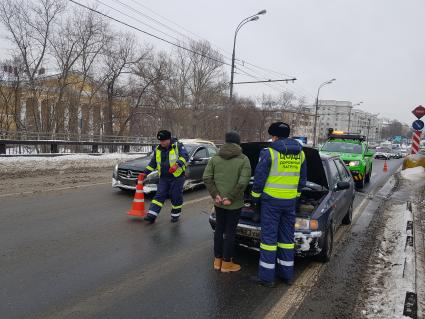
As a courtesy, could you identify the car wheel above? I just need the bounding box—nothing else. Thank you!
[355,178,365,189]
[316,221,333,263]
[365,168,371,183]
[342,201,353,225]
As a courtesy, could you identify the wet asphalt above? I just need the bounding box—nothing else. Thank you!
[0,158,403,319]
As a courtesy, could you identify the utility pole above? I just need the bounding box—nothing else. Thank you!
[312,79,336,147]
[348,101,363,132]
[227,10,266,131]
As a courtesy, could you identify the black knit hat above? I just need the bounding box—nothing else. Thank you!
[268,122,290,138]
[157,130,172,141]
[225,131,241,145]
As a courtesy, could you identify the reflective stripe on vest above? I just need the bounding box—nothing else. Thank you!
[263,148,304,199]
[155,143,186,177]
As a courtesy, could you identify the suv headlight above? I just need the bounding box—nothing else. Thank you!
[295,218,318,231]
[113,164,118,177]
[349,161,360,166]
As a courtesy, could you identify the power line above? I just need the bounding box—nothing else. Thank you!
[68,0,229,67]
[105,0,315,97]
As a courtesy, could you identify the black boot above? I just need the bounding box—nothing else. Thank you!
[171,216,180,223]
[144,213,156,224]
[170,209,181,223]
[250,276,276,288]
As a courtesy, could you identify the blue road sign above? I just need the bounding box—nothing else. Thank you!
[412,119,424,131]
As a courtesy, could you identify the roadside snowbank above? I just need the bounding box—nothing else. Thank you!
[0,153,145,178]
[359,168,425,318]
[400,166,425,181]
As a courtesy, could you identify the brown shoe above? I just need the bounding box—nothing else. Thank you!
[221,260,241,273]
[214,258,222,270]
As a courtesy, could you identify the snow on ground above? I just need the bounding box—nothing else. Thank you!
[360,203,414,318]
[359,168,425,318]
[0,153,146,178]
[400,166,425,181]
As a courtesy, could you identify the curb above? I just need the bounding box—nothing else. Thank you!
[412,199,425,319]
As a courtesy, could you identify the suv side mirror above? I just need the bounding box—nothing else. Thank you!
[335,181,350,191]
[365,150,374,157]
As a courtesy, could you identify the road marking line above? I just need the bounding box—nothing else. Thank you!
[184,196,211,206]
[0,182,110,198]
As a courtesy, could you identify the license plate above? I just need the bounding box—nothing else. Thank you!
[236,227,259,239]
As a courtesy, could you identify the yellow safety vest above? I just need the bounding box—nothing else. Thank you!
[263,148,305,199]
[155,143,186,177]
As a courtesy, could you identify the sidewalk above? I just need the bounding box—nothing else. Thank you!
[356,166,425,319]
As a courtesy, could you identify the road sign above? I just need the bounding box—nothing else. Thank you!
[411,130,422,154]
[412,119,424,131]
[412,105,425,119]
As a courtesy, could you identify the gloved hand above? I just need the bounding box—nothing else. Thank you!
[168,164,179,174]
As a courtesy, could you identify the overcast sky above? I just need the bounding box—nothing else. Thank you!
[1,0,424,125]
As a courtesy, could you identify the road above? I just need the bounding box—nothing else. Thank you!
[0,158,403,319]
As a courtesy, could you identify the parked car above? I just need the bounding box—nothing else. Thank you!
[112,139,218,193]
[374,147,392,160]
[209,142,356,262]
[391,148,403,159]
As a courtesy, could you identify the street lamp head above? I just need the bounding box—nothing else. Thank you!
[250,16,260,21]
[257,9,267,15]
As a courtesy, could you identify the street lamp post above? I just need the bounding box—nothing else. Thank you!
[227,10,267,131]
[347,101,363,132]
[312,78,336,147]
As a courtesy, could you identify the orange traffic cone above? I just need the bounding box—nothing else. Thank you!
[127,174,147,218]
[383,160,388,173]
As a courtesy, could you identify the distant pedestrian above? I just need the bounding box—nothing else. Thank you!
[203,131,251,272]
[251,122,306,287]
[141,130,189,223]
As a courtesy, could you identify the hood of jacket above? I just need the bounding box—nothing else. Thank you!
[218,143,242,160]
[270,138,302,155]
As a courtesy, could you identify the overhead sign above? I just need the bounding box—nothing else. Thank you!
[412,105,425,119]
[412,119,424,131]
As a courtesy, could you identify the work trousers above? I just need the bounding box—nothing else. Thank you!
[148,175,185,218]
[214,206,241,262]
[259,194,296,283]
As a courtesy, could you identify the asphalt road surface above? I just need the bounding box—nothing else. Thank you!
[0,158,403,319]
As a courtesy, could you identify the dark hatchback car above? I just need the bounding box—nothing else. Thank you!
[209,142,356,262]
[112,139,218,193]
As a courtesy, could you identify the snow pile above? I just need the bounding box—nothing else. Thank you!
[361,203,415,318]
[400,166,425,181]
[0,153,145,178]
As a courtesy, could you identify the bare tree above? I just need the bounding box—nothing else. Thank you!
[102,32,136,136]
[48,6,108,135]
[0,0,64,132]
[183,40,226,137]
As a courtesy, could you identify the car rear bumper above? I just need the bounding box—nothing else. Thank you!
[208,215,323,257]
[112,177,157,193]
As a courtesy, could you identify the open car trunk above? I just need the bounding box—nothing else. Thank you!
[239,142,329,224]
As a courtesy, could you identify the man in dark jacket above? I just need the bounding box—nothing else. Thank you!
[203,131,251,272]
[251,122,307,287]
[142,130,189,223]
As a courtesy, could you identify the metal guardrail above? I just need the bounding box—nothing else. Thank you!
[0,131,223,154]
[0,131,156,144]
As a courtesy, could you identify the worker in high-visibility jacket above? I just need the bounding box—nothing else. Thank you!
[142,130,189,223]
[250,122,307,287]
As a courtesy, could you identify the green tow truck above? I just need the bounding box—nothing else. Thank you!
[320,132,374,189]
